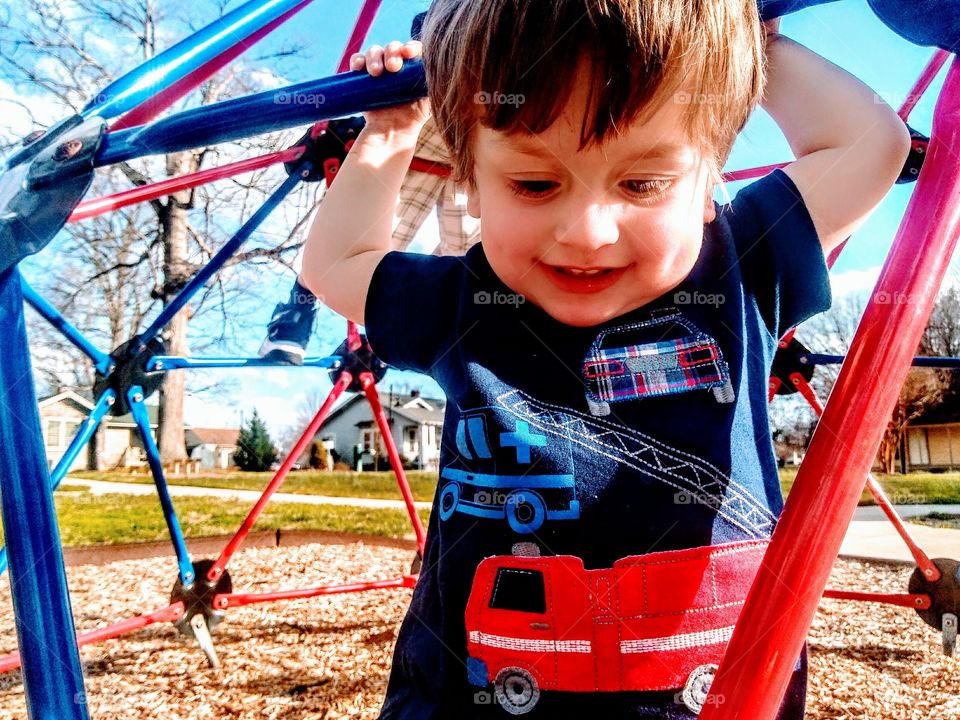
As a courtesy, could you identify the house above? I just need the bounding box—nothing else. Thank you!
[38,389,236,472]
[38,389,161,471]
[186,428,239,470]
[315,389,445,471]
[903,401,960,471]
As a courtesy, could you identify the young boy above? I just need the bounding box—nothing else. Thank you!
[300,1,910,717]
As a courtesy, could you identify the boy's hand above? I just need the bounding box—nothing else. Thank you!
[350,40,430,136]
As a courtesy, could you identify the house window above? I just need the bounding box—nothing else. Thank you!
[405,427,418,451]
[362,429,382,454]
[63,421,80,446]
[46,420,62,449]
[908,428,930,466]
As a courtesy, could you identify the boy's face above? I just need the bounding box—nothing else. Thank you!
[467,65,717,328]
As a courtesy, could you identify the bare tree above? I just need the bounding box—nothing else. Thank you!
[799,282,960,473]
[1,0,322,461]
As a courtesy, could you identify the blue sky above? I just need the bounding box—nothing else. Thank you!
[5,0,952,442]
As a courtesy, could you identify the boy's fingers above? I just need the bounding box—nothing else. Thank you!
[400,40,422,59]
[365,44,384,76]
[384,40,403,72]
[349,53,365,71]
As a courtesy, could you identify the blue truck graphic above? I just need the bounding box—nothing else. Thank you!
[438,407,579,534]
[582,309,735,416]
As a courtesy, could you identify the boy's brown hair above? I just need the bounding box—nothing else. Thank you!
[422,0,765,193]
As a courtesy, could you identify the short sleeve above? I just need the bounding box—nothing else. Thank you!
[364,250,463,374]
[723,168,833,339]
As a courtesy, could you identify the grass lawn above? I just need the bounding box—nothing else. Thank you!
[4,468,950,548]
[68,470,439,502]
[779,467,960,506]
[0,492,430,547]
[70,468,960,506]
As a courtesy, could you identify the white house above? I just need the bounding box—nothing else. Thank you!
[186,428,239,470]
[38,389,236,472]
[316,389,445,471]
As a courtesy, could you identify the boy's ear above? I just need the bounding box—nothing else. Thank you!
[703,193,717,224]
[467,182,481,219]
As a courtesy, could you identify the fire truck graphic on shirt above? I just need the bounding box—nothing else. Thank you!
[582,308,735,417]
[438,405,579,534]
[464,539,770,715]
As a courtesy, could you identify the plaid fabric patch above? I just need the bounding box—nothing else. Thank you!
[393,119,481,254]
[584,334,728,401]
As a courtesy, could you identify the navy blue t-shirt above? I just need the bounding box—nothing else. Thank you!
[366,169,832,719]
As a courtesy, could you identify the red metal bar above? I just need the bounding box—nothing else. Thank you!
[336,0,384,73]
[111,0,317,131]
[701,57,960,720]
[721,162,789,184]
[359,372,428,555]
[822,589,931,610]
[767,376,782,403]
[0,602,184,674]
[410,157,451,177]
[214,575,417,609]
[864,474,942,581]
[206,372,354,582]
[69,147,303,223]
[790,373,824,416]
[899,50,953,122]
[790,375,942,580]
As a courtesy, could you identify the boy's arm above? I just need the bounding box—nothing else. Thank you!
[299,125,421,325]
[761,32,912,255]
[299,40,427,325]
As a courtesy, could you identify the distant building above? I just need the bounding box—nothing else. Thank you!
[38,389,236,472]
[186,428,239,470]
[904,402,960,471]
[316,389,445,471]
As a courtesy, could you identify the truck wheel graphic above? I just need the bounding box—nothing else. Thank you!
[494,666,540,715]
[505,490,546,534]
[438,482,460,521]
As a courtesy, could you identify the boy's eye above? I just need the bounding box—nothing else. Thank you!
[622,178,673,197]
[508,180,558,198]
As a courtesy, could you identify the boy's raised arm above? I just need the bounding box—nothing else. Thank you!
[761,29,912,255]
[299,41,428,326]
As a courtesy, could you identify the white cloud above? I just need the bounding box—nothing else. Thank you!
[829,266,882,298]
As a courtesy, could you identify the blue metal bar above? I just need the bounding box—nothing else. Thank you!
[129,167,306,356]
[82,0,314,121]
[127,387,195,586]
[20,276,113,375]
[147,354,341,370]
[96,63,427,166]
[800,352,960,368]
[0,389,116,576]
[0,268,88,719]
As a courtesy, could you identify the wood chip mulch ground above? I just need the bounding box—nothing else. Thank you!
[0,543,955,719]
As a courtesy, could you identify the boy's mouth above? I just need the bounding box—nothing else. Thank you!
[543,264,628,293]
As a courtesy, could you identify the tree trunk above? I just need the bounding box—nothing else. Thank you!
[157,151,198,463]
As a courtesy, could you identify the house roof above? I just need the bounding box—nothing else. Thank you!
[390,404,445,425]
[38,389,94,411]
[910,397,960,426]
[38,390,193,430]
[187,427,240,447]
[322,390,446,427]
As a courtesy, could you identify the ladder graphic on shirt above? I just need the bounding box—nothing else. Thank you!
[495,389,777,539]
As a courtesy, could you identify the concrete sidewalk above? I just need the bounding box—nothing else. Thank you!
[841,505,960,563]
[64,477,432,511]
[65,478,958,563]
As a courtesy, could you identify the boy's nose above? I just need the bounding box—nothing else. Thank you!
[556,203,620,252]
